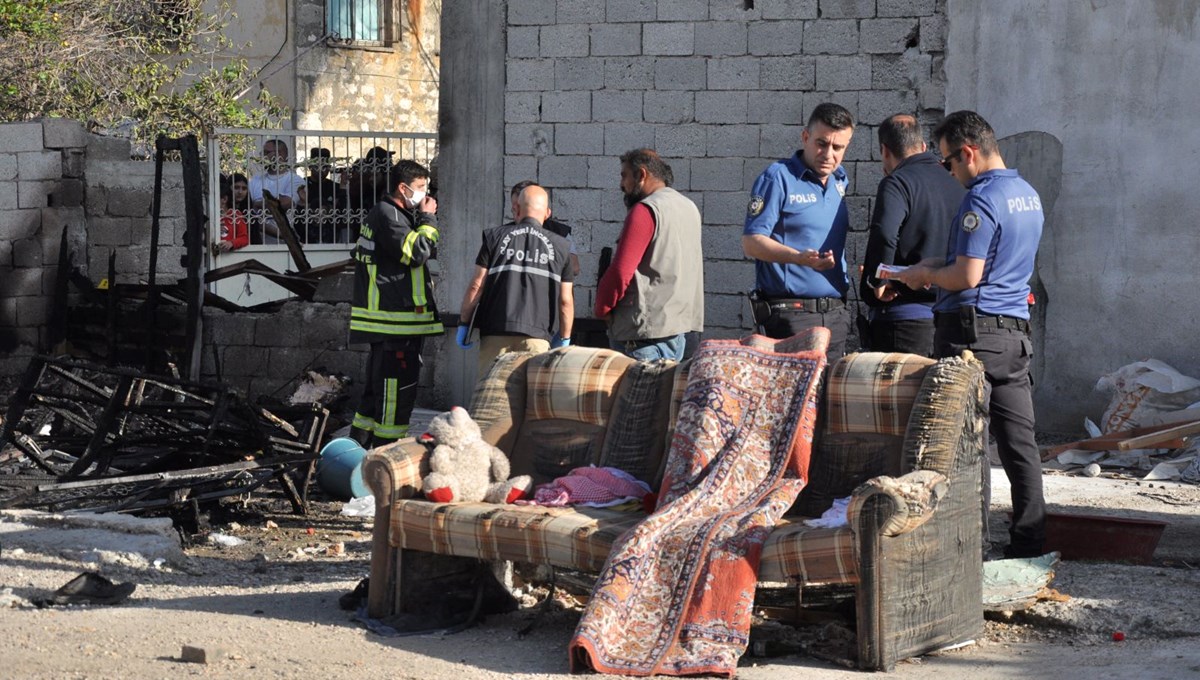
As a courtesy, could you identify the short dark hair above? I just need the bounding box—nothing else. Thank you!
[933,110,999,156]
[510,180,538,198]
[878,114,925,157]
[807,102,854,131]
[232,172,248,185]
[619,148,673,186]
[391,159,430,192]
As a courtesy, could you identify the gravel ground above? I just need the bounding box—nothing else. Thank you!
[1,460,1199,678]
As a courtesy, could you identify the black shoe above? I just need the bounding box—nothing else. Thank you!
[35,572,136,607]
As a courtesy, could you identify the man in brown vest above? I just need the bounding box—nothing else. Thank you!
[594,149,705,361]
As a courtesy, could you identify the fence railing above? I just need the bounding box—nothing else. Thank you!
[205,128,438,304]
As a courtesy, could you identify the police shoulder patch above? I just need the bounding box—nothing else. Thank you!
[748,195,765,217]
[961,211,981,232]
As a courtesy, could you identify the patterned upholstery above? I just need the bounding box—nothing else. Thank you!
[525,347,634,425]
[823,352,935,437]
[597,359,681,490]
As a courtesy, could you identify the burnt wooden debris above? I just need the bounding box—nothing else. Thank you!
[0,356,327,515]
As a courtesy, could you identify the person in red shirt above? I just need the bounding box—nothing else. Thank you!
[215,184,249,252]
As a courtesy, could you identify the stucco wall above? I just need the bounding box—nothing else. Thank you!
[945,1,1200,430]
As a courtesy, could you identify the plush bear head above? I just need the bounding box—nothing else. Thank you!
[424,406,481,450]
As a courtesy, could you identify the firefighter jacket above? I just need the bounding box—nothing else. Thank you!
[350,195,444,343]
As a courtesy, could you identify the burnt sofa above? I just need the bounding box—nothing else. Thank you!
[362,343,987,671]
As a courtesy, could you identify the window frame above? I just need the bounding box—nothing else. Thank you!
[324,0,400,49]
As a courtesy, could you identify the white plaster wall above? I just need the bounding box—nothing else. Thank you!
[946,1,1200,431]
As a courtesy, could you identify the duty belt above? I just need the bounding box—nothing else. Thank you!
[936,312,1031,334]
[767,297,844,313]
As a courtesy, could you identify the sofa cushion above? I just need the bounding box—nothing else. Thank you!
[597,359,683,489]
[526,347,634,425]
[823,352,935,437]
[469,351,537,454]
[793,432,905,517]
[391,500,644,572]
[759,520,858,585]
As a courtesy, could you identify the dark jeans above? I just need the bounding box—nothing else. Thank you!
[610,333,686,361]
[935,319,1045,557]
[868,317,935,356]
[761,306,849,362]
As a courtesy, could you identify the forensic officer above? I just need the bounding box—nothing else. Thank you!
[860,113,966,355]
[892,110,1045,558]
[348,159,443,448]
[743,102,854,361]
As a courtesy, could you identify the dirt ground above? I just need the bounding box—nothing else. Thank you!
[2,460,1199,680]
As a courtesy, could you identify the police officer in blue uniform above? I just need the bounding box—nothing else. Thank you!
[743,102,855,361]
[893,110,1045,558]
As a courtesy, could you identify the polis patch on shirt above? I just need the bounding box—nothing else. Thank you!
[961,211,981,232]
[747,195,765,216]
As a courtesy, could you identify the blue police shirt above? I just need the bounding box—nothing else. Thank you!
[934,169,1043,319]
[743,152,850,299]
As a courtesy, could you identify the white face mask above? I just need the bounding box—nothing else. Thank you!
[405,185,426,208]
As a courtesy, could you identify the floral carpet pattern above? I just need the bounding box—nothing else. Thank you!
[569,334,827,677]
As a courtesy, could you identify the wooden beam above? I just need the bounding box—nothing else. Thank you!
[1041,418,1200,460]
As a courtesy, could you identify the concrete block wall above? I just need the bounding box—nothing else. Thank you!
[504,0,949,338]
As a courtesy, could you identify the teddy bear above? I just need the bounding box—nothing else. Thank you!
[419,406,533,504]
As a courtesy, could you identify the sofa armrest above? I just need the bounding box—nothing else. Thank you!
[846,469,948,537]
[362,437,430,503]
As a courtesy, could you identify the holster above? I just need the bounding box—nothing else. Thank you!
[748,290,771,327]
[959,305,979,344]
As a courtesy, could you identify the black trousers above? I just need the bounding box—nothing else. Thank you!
[761,306,849,362]
[351,337,424,446]
[935,320,1045,557]
[867,317,935,356]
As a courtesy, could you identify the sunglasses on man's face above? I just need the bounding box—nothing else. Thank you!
[941,147,965,171]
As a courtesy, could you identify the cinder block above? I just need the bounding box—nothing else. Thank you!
[538,156,590,188]
[818,0,877,19]
[845,195,872,231]
[508,0,556,26]
[878,0,936,17]
[860,18,919,54]
[654,57,707,91]
[762,0,819,19]
[16,294,48,327]
[702,256,756,293]
[590,23,642,56]
[760,56,817,91]
[86,134,132,161]
[0,154,16,181]
[919,78,946,111]
[85,183,107,216]
[506,93,541,124]
[88,217,134,246]
[593,90,644,123]
[696,91,748,124]
[541,91,592,123]
[556,58,606,91]
[654,124,707,157]
[507,26,540,58]
[541,24,590,58]
[0,123,45,153]
[18,181,57,209]
[12,238,43,269]
[558,0,606,23]
[106,187,153,217]
[747,91,806,125]
[710,0,760,21]
[707,57,761,91]
[644,22,695,56]
[643,91,694,124]
[506,59,556,91]
[802,91,860,124]
[815,55,873,91]
[920,13,947,52]
[268,347,320,381]
[18,151,62,181]
[694,21,747,56]
[856,160,886,197]
[690,157,743,190]
[704,293,751,332]
[758,125,804,157]
[552,188,606,222]
[219,345,270,378]
[588,156,618,189]
[659,0,709,20]
[747,21,806,56]
[505,124,553,157]
[604,123,657,156]
[842,125,874,162]
[40,118,88,149]
[872,53,930,89]
[0,296,17,328]
[4,268,43,297]
[505,155,540,188]
[0,181,16,210]
[604,58,656,90]
[255,316,303,348]
[706,126,760,158]
[555,124,606,155]
[701,224,750,261]
[859,89,916,127]
[206,311,259,346]
[803,19,859,55]
[61,149,85,179]
[0,209,40,244]
[608,0,657,22]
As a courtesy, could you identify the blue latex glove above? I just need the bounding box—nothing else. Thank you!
[550,333,571,349]
[456,325,473,349]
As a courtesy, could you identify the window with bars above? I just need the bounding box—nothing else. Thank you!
[327,0,392,46]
